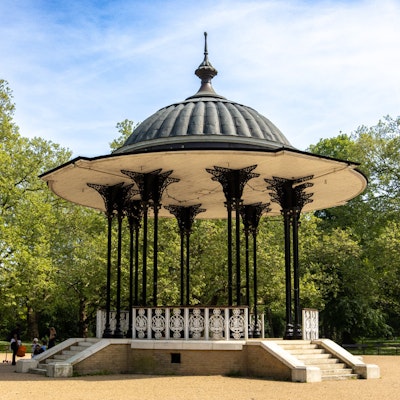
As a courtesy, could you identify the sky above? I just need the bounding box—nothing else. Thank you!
[1,0,399,158]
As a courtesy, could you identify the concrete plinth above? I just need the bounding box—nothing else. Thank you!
[292,366,322,383]
[46,363,73,377]
[16,359,38,373]
[354,363,380,379]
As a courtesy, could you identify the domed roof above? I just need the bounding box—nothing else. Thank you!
[40,33,367,220]
[114,33,294,155]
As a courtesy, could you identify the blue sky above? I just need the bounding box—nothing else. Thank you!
[1,0,399,157]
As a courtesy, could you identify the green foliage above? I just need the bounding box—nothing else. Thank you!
[109,119,138,151]
[307,116,400,341]
[1,78,400,345]
[0,80,106,340]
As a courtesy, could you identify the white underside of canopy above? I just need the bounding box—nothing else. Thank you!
[41,149,367,219]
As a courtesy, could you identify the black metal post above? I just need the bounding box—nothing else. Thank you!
[244,229,250,308]
[179,231,185,305]
[134,223,140,306]
[235,200,241,305]
[252,228,260,338]
[265,176,314,340]
[121,169,179,307]
[185,231,190,306]
[153,204,160,306]
[127,217,134,338]
[165,204,205,306]
[240,203,270,338]
[103,213,113,338]
[125,200,142,338]
[283,209,293,339]
[227,201,233,306]
[114,212,124,338]
[207,165,259,307]
[292,209,302,339]
[142,204,148,305]
[87,182,128,339]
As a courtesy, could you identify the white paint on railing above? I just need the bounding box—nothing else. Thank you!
[97,307,259,340]
[302,308,319,340]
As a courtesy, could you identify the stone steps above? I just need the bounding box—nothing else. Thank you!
[29,367,47,376]
[28,338,100,376]
[279,341,359,381]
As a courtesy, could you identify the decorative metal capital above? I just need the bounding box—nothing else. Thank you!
[121,169,180,206]
[165,204,206,234]
[240,202,271,235]
[206,165,260,204]
[87,182,136,217]
[265,175,314,214]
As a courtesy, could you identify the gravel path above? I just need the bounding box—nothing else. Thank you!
[0,355,398,400]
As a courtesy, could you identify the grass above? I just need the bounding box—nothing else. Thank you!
[343,339,400,355]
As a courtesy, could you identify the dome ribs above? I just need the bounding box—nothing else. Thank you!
[188,101,205,135]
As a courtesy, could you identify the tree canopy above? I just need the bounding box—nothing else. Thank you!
[1,78,399,344]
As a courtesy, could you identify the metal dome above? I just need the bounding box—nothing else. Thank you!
[40,33,367,220]
[114,34,294,155]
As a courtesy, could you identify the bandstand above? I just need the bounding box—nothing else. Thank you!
[31,34,380,381]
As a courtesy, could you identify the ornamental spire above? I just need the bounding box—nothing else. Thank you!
[191,32,222,98]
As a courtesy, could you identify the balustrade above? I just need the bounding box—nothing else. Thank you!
[302,308,319,340]
[97,307,261,340]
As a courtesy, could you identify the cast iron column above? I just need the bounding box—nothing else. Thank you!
[282,207,293,339]
[240,203,270,338]
[124,199,142,338]
[265,176,314,339]
[122,169,179,306]
[114,210,124,337]
[165,204,205,305]
[292,207,302,339]
[104,212,113,338]
[87,182,125,338]
[207,165,259,306]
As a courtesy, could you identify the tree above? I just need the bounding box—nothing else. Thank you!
[369,220,400,336]
[309,116,400,240]
[109,119,138,151]
[307,116,400,340]
[0,80,74,339]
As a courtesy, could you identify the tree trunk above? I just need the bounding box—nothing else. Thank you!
[79,298,88,337]
[27,307,40,339]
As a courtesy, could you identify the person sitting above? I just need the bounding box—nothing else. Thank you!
[32,340,43,357]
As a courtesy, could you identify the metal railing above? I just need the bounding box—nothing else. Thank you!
[97,307,266,340]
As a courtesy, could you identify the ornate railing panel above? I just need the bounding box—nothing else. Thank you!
[96,310,130,338]
[302,308,319,340]
[132,307,249,340]
[96,307,267,340]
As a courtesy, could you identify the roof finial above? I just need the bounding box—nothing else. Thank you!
[204,32,209,62]
[193,32,218,96]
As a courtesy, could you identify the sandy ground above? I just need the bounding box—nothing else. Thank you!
[0,354,399,400]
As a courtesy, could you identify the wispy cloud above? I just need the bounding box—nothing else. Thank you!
[1,0,399,156]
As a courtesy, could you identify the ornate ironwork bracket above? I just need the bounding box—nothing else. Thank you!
[265,175,314,213]
[165,204,206,234]
[121,169,179,207]
[240,202,271,235]
[206,165,259,204]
